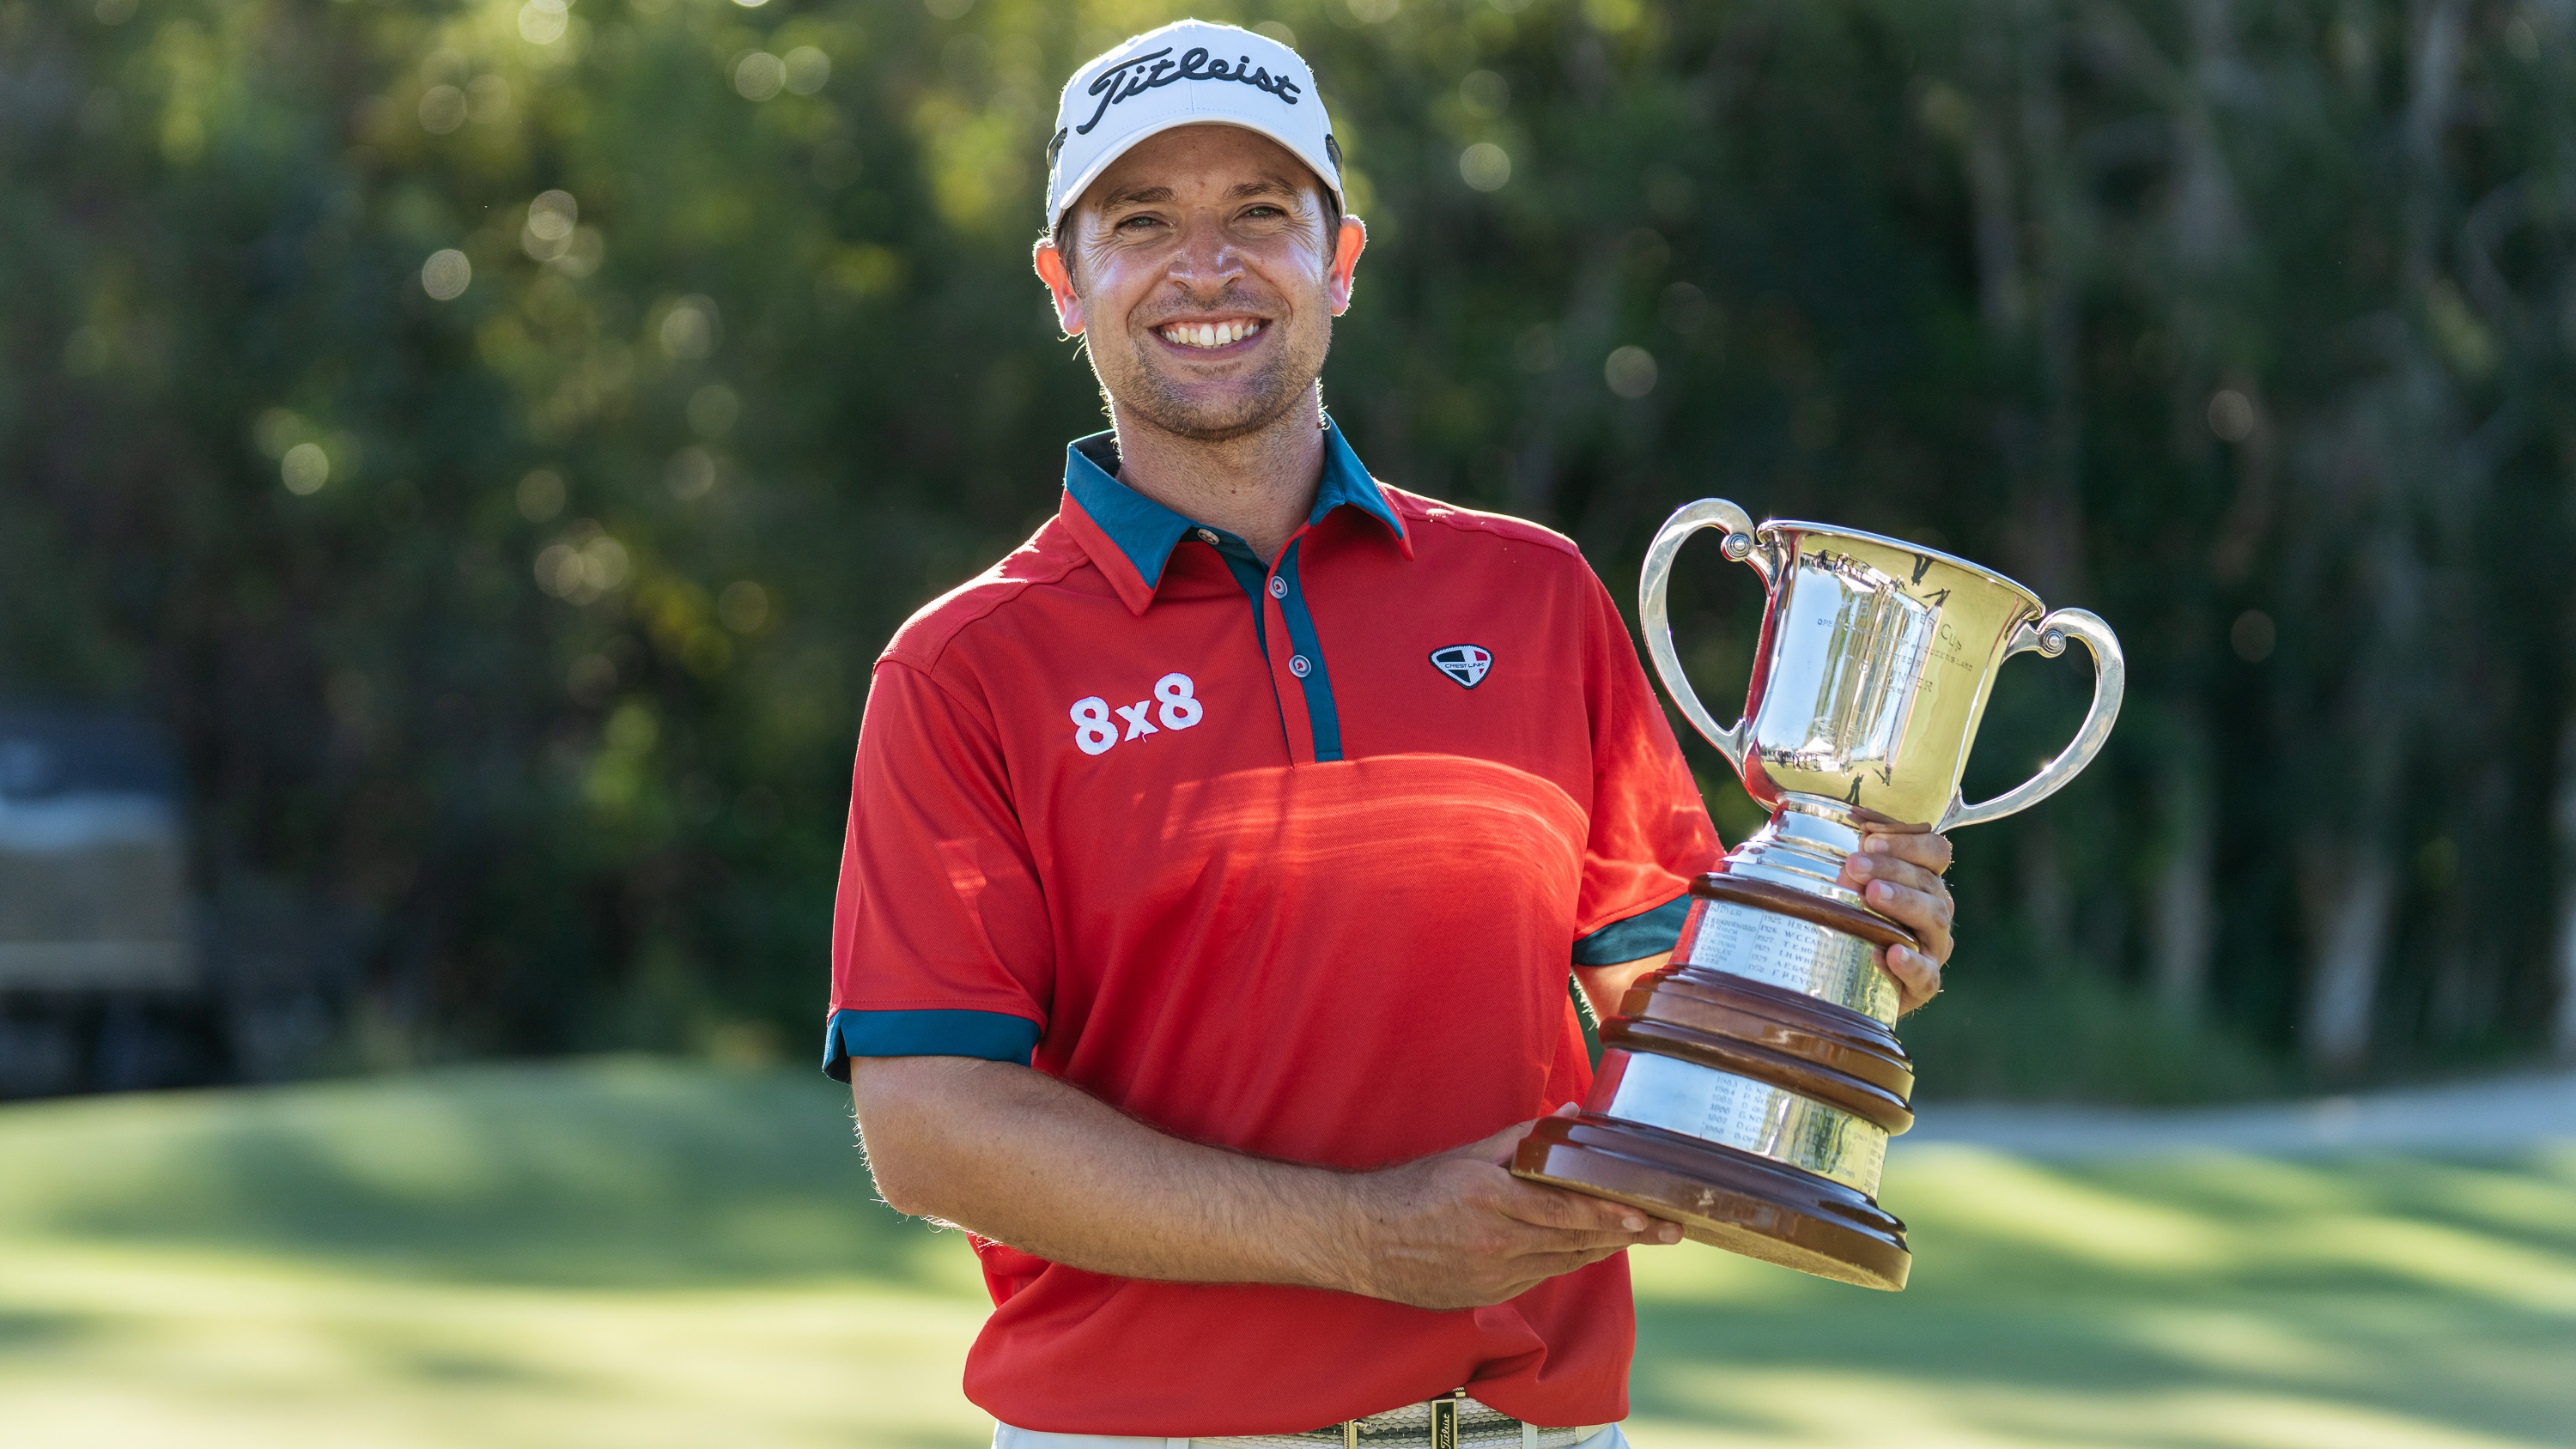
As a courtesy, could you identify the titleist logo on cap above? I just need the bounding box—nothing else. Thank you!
[1076,45,1304,136]
[1044,20,1343,229]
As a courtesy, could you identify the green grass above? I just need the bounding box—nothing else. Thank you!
[0,1058,2569,1448]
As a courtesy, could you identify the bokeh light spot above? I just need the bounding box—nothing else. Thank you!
[519,0,568,45]
[605,702,659,753]
[254,408,308,458]
[783,47,830,95]
[734,52,787,102]
[665,446,718,500]
[282,443,330,495]
[421,249,471,300]
[517,469,567,523]
[2231,609,2277,662]
[417,85,466,135]
[659,296,719,359]
[524,191,579,261]
[536,543,581,597]
[1605,345,1659,398]
[1459,142,1510,192]
[1460,70,1510,118]
[923,0,975,18]
[2208,389,2257,441]
[580,537,630,591]
[1346,0,1400,22]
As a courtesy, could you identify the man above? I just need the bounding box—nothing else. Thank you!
[829,21,1956,1449]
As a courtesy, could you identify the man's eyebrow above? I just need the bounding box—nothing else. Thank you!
[1228,176,1303,201]
[1097,185,1176,209]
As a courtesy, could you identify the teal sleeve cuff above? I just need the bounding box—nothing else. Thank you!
[1571,893,1693,967]
[821,1008,1042,1081]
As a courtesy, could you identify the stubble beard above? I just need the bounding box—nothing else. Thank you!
[1100,312,1330,446]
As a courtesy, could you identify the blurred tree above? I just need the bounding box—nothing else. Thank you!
[3,0,2570,1095]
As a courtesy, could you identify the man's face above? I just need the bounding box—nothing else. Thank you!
[1040,124,1360,443]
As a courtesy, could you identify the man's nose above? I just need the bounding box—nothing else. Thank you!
[1165,215,1243,298]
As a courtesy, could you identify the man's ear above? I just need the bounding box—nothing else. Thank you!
[1326,215,1367,317]
[1033,239,1084,336]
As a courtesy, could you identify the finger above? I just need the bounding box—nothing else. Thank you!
[1878,942,1942,1009]
[1504,1224,1683,1258]
[1843,851,1946,897]
[1855,877,1953,961]
[1496,1180,1680,1238]
[1859,827,1953,876]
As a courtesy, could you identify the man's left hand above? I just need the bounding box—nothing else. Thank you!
[1838,823,1954,1016]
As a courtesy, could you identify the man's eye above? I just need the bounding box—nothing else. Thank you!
[1115,215,1163,231]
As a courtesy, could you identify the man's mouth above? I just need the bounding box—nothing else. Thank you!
[1157,318,1267,349]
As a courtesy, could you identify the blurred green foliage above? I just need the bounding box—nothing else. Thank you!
[4,0,2573,1093]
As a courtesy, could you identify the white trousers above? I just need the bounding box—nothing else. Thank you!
[996,1422,1632,1449]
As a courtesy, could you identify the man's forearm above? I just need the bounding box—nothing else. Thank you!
[854,1055,1366,1291]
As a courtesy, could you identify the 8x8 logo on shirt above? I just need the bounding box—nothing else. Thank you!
[1071,673,1203,756]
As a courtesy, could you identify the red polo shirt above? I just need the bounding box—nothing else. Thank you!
[826,422,1718,1434]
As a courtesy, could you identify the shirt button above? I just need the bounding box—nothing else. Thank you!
[1289,655,1312,677]
[1268,575,1287,598]
[1195,528,1220,544]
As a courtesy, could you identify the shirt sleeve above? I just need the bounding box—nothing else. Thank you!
[823,658,1054,1082]
[1570,564,1722,961]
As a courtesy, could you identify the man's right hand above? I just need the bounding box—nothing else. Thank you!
[1325,1108,1683,1310]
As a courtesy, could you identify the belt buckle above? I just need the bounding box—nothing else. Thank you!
[1430,1389,1464,1449]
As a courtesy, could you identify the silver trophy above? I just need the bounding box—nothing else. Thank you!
[1515,499,2124,1289]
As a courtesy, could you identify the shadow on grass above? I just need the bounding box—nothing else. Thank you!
[1629,1146,2576,1446]
[0,1308,91,1351]
[0,1057,949,1291]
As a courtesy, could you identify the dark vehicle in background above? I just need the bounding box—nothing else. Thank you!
[0,707,222,1096]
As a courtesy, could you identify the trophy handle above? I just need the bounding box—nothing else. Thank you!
[1639,499,1769,772]
[1938,608,2125,832]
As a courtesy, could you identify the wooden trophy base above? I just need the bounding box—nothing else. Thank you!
[1514,1113,1912,1290]
[1514,874,1919,1291]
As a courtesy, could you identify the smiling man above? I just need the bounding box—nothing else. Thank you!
[829,20,1958,1449]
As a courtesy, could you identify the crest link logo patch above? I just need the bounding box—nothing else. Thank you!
[1429,645,1492,688]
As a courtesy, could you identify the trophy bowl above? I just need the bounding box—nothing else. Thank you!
[1514,499,2124,1290]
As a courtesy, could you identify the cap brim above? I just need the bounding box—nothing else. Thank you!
[1049,116,1345,232]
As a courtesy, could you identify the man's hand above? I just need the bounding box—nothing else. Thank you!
[1333,1107,1681,1311]
[1838,821,1955,1015]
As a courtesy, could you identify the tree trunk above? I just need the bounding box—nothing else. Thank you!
[2300,840,2396,1075]
[2151,755,2215,1016]
[2554,715,2576,1059]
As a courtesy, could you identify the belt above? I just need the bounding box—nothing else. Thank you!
[1200,1390,1609,1449]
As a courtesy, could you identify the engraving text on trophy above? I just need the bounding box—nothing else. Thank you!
[1686,900,1900,1022]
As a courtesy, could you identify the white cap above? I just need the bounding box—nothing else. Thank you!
[1044,20,1342,231]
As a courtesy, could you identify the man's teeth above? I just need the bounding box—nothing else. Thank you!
[1161,320,1262,348]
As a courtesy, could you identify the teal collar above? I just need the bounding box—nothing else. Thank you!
[1060,418,1409,605]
